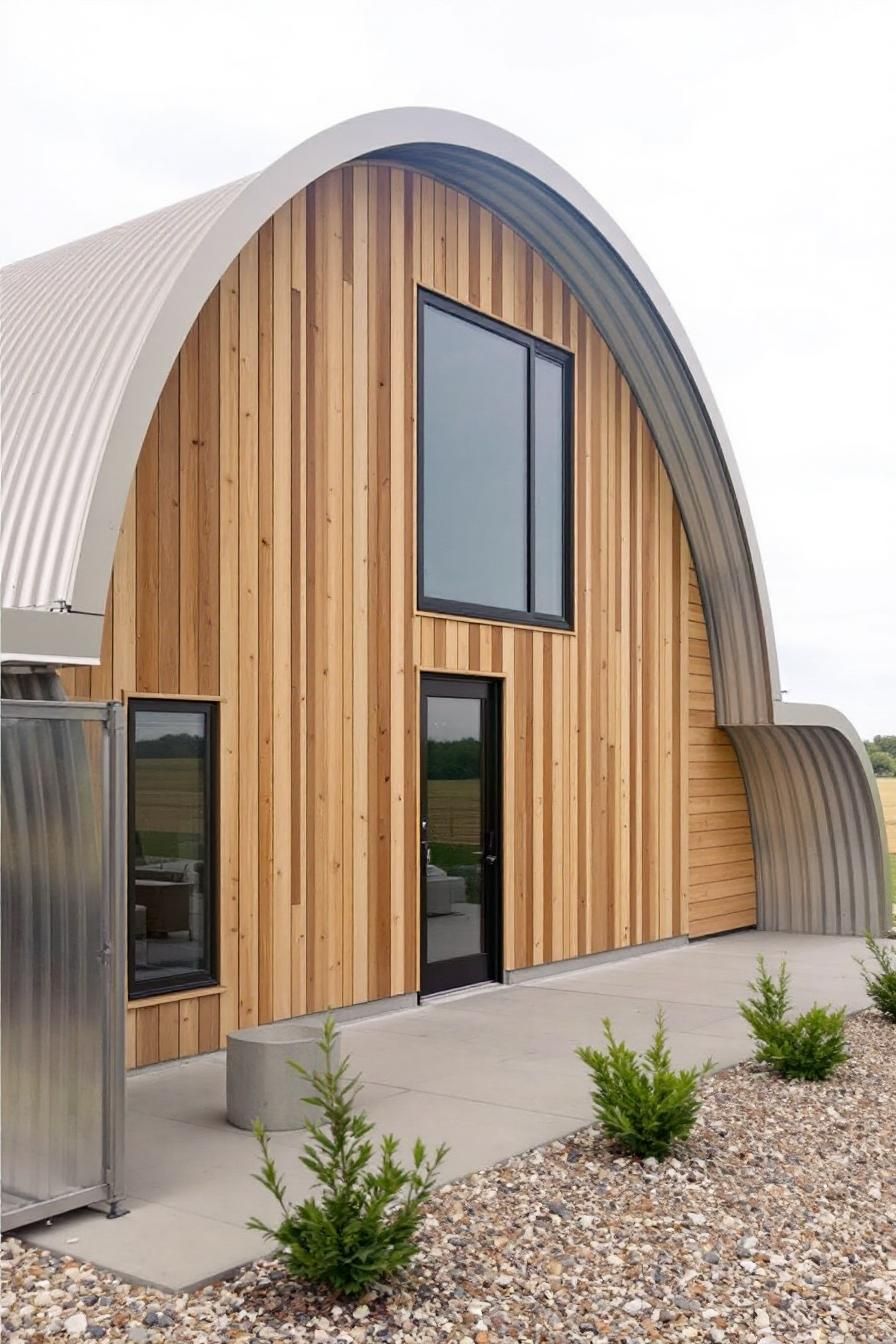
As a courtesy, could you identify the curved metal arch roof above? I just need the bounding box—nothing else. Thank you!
[0,107,889,931]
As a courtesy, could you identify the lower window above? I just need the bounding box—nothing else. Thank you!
[128,699,217,998]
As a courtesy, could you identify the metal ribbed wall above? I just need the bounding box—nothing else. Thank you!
[728,721,890,935]
[0,671,125,1229]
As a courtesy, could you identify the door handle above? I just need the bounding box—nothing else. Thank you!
[484,853,498,866]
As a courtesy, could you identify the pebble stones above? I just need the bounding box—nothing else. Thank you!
[3,1011,896,1342]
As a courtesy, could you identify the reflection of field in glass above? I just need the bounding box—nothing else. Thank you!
[430,841,477,869]
[428,778,481,904]
[428,778,479,842]
[135,757,204,858]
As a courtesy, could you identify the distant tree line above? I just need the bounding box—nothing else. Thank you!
[135,732,203,759]
[865,735,896,777]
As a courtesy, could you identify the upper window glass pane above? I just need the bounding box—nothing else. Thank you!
[533,356,565,618]
[422,305,528,612]
[130,704,214,995]
[420,294,571,627]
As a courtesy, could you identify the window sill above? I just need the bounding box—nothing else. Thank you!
[127,983,224,1010]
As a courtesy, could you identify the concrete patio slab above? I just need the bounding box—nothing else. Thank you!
[357,1088,583,1184]
[18,930,873,1291]
[19,1198,271,1292]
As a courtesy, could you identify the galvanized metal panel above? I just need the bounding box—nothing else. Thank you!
[0,671,125,1230]
[727,717,890,935]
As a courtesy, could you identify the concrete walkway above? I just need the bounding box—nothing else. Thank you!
[20,931,871,1290]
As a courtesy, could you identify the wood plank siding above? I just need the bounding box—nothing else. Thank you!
[686,565,758,937]
[60,166,757,1066]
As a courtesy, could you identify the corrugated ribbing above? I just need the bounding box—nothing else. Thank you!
[728,723,889,935]
[0,674,106,1210]
[1,179,250,612]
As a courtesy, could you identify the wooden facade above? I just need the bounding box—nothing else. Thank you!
[687,565,757,938]
[59,164,757,1068]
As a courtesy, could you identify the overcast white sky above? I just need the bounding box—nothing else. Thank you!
[2,0,893,735]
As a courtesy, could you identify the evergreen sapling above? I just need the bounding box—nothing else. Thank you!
[250,1017,447,1296]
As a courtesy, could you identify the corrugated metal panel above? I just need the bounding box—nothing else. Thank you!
[1,177,251,613]
[727,719,890,935]
[0,672,126,1229]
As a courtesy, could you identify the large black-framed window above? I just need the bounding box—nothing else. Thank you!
[418,289,573,629]
[128,699,217,999]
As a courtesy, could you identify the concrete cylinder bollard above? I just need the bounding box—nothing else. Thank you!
[226,1021,340,1131]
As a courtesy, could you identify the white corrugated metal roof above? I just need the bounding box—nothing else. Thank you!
[1,175,252,614]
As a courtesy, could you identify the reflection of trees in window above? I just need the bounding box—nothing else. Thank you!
[135,732,203,758]
[426,737,480,780]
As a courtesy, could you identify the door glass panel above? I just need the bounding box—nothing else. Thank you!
[424,696,484,965]
[422,304,527,611]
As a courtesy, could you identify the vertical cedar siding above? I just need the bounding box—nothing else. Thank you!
[59,167,757,1066]
[686,565,758,936]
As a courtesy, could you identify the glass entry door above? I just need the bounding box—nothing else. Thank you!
[420,676,500,995]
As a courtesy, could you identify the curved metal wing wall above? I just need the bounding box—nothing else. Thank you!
[728,711,889,934]
[0,108,889,934]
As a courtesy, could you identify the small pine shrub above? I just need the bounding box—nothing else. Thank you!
[858,931,896,1022]
[576,1011,712,1160]
[738,956,847,1081]
[249,1017,447,1296]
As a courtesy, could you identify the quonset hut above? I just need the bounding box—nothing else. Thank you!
[2,109,889,1068]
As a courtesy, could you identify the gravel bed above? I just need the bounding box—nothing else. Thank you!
[4,1011,895,1343]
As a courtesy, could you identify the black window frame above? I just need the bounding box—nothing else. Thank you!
[417,288,574,630]
[127,697,218,1000]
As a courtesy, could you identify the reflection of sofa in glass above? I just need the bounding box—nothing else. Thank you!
[452,864,481,905]
[135,860,201,936]
[425,862,465,916]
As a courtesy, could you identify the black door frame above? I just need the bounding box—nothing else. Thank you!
[419,674,502,996]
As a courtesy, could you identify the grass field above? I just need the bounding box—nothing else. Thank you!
[878,777,896,918]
